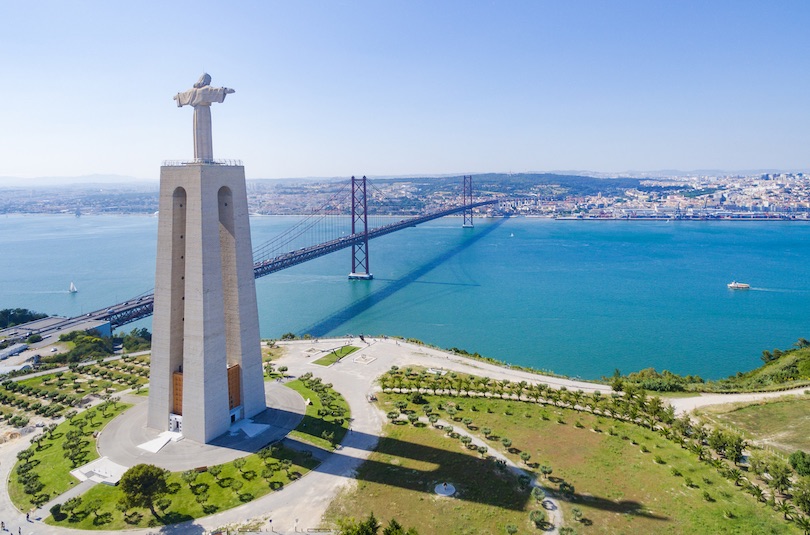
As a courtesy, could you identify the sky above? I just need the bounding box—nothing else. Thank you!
[2,1,809,181]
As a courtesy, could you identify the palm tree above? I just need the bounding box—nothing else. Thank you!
[794,514,810,535]
[688,442,704,460]
[728,468,745,487]
[776,500,797,520]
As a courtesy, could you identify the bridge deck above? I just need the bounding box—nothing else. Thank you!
[5,200,499,339]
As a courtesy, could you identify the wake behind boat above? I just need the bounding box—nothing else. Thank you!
[727,281,750,290]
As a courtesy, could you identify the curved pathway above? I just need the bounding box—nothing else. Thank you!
[666,386,809,415]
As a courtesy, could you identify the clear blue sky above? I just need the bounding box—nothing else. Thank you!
[2,1,809,180]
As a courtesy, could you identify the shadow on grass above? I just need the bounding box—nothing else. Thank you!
[566,492,668,520]
[175,400,673,516]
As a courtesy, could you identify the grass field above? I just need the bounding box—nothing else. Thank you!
[285,378,349,450]
[45,445,317,530]
[325,393,798,534]
[697,396,810,454]
[31,373,343,529]
[9,402,131,511]
[313,346,360,366]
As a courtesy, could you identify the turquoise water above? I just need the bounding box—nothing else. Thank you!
[1,214,809,380]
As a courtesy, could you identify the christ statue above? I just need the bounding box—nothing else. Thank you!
[174,73,235,162]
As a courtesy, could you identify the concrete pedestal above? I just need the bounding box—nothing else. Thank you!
[147,162,265,444]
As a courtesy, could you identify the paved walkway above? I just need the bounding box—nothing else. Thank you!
[97,382,306,471]
[666,386,810,415]
[1,337,801,534]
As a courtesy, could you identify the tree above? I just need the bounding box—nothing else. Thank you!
[482,427,492,439]
[520,451,531,465]
[233,457,247,473]
[767,460,794,496]
[572,507,583,522]
[61,496,82,519]
[529,509,546,527]
[531,486,546,502]
[382,518,419,535]
[560,481,575,498]
[16,448,34,462]
[728,468,745,487]
[791,450,810,477]
[501,437,512,449]
[119,464,169,518]
[338,512,380,535]
[84,498,102,518]
[794,477,810,515]
[795,515,810,535]
[505,524,518,535]
[776,500,797,521]
[208,465,223,480]
[181,470,198,487]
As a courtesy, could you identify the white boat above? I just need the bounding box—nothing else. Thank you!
[727,281,750,290]
[69,282,78,293]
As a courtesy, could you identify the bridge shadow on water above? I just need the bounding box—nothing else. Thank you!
[221,407,668,518]
[301,217,509,337]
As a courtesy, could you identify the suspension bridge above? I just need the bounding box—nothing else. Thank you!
[5,176,502,340]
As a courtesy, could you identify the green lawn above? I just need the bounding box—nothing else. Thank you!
[45,445,317,529]
[698,396,810,454]
[312,345,360,366]
[9,402,131,511]
[285,377,350,449]
[326,393,799,534]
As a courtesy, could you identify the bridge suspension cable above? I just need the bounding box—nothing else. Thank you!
[251,180,352,264]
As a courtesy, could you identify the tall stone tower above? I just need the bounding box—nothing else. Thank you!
[147,74,265,444]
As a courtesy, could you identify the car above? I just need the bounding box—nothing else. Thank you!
[50,348,58,353]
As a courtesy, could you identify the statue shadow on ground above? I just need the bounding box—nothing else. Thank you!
[156,520,205,534]
[299,216,509,337]
[567,492,669,521]
[215,407,669,517]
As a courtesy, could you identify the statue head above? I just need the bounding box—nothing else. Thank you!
[194,73,212,88]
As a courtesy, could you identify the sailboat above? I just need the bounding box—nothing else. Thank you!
[69,282,78,293]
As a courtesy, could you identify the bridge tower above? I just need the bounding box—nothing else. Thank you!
[462,175,474,228]
[349,175,373,280]
[147,75,265,444]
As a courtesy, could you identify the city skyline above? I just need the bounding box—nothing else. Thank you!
[2,1,809,181]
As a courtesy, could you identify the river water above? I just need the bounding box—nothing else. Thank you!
[1,214,808,380]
